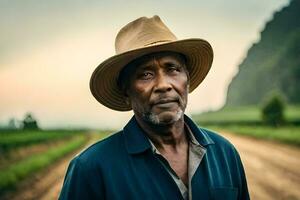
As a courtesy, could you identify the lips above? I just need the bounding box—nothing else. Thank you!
[152,98,179,106]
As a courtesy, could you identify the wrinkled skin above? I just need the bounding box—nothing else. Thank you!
[126,51,189,127]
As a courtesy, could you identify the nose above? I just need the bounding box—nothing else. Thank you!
[153,71,172,93]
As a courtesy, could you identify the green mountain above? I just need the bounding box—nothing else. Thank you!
[225,0,300,106]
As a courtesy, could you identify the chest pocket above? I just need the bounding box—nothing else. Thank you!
[209,187,238,200]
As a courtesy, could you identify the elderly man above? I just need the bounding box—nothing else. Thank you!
[59,16,250,200]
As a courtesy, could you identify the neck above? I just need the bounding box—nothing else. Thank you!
[135,115,188,152]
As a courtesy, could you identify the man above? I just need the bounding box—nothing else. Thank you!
[59,16,250,200]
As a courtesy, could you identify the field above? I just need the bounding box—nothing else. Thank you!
[192,105,300,146]
[204,125,300,146]
[0,114,299,199]
[1,106,299,199]
[0,130,111,196]
[0,130,77,152]
[192,105,300,125]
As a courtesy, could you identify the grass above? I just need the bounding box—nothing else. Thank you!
[192,105,300,146]
[193,106,259,123]
[204,125,300,147]
[192,105,300,125]
[0,134,88,193]
[0,130,77,152]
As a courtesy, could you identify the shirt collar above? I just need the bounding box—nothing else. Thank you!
[185,122,200,146]
[123,115,214,155]
[123,116,152,154]
[147,122,201,154]
[183,115,214,146]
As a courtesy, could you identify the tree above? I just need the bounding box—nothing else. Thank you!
[261,93,285,126]
[8,118,18,129]
[22,113,39,130]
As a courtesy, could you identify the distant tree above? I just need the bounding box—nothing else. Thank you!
[261,93,286,126]
[8,118,18,129]
[23,113,39,130]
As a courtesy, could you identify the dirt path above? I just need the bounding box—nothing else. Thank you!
[221,131,300,200]
[5,132,300,200]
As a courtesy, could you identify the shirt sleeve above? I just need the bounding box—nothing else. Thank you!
[58,157,105,200]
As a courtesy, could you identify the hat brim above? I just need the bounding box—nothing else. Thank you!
[90,38,213,111]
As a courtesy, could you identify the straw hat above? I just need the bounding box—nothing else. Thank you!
[90,15,213,111]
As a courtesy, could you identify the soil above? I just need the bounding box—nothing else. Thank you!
[221,131,300,200]
[3,132,300,200]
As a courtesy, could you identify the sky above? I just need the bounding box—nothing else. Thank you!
[0,0,290,129]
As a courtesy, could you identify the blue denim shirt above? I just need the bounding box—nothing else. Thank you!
[59,115,250,200]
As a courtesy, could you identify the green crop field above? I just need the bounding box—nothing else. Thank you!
[0,130,77,152]
[192,105,300,147]
[192,105,300,125]
[204,125,300,147]
[0,130,111,196]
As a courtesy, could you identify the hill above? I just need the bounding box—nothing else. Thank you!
[225,0,300,106]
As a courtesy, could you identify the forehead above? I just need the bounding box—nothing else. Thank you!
[132,51,186,68]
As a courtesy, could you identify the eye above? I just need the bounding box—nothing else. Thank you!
[143,72,152,77]
[169,66,178,72]
[166,63,181,73]
[137,71,153,80]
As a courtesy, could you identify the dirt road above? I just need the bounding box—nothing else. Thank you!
[221,132,300,200]
[6,132,300,200]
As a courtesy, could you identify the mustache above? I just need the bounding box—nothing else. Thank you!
[150,96,182,106]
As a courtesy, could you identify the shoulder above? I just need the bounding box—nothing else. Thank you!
[185,115,236,152]
[198,127,240,158]
[200,127,235,148]
[198,127,246,172]
[59,133,121,199]
[197,127,249,196]
[72,131,125,169]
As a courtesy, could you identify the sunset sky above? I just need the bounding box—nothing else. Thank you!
[0,0,289,129]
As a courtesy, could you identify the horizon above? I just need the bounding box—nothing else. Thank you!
[0,0,290,129]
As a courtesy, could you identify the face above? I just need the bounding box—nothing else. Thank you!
[126,52,189,126]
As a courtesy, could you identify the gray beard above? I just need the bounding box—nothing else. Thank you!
[142,108,184,125]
